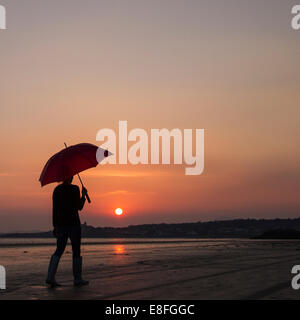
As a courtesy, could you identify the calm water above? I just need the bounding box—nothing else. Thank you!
[0,237,240,289]
[0,237,234,247]
[1,237,299,296]
[0,237,238,269]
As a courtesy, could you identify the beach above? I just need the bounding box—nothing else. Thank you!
[0,238,300,300]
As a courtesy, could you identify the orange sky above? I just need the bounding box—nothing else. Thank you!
[0,0,300,232]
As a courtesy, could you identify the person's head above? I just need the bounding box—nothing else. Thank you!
[63,176,73,184]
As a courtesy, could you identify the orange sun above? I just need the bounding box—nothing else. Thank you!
[115,208,123,216]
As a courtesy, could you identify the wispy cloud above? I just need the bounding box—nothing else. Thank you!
[0,191,50,197]
[94,189,156,198]
[83,169,175,178]
[0,172,16,177]
[0,171,40,177]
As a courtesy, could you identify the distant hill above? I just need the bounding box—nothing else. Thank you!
[1,218,300,239]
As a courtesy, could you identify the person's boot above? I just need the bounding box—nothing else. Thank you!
[45,255,61,287]
[73,256,89,286]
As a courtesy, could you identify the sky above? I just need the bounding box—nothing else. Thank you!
[0,0,299,232]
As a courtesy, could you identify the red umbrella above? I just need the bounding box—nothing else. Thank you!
[39,143,110,203]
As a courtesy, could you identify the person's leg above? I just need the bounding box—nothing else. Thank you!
[70,226,89,286]
[54,229,68,258]
[70,226,81,258]
[46,228,68,287]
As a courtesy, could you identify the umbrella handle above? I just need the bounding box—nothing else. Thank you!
[85,191,91,203]
[64,142,91,204]
[77,175,91,203]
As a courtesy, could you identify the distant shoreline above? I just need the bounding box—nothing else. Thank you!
[1,218,300,239]
[0,238,246,248]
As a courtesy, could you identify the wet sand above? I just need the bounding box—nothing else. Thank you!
[1,239,300,300]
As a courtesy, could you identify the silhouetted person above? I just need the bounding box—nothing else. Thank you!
[46,176,89,287]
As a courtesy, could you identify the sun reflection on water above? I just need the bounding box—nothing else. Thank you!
[114,245,125,254]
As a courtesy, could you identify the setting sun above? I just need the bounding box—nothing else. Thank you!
[114,208,123,216]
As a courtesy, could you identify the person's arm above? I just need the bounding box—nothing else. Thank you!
[78,186,87,211]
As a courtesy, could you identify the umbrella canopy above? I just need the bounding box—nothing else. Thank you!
[39,143,109,187]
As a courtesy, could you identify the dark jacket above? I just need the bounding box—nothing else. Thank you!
[52,184,85,227]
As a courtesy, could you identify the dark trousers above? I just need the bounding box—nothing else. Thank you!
[53,226,81,258]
